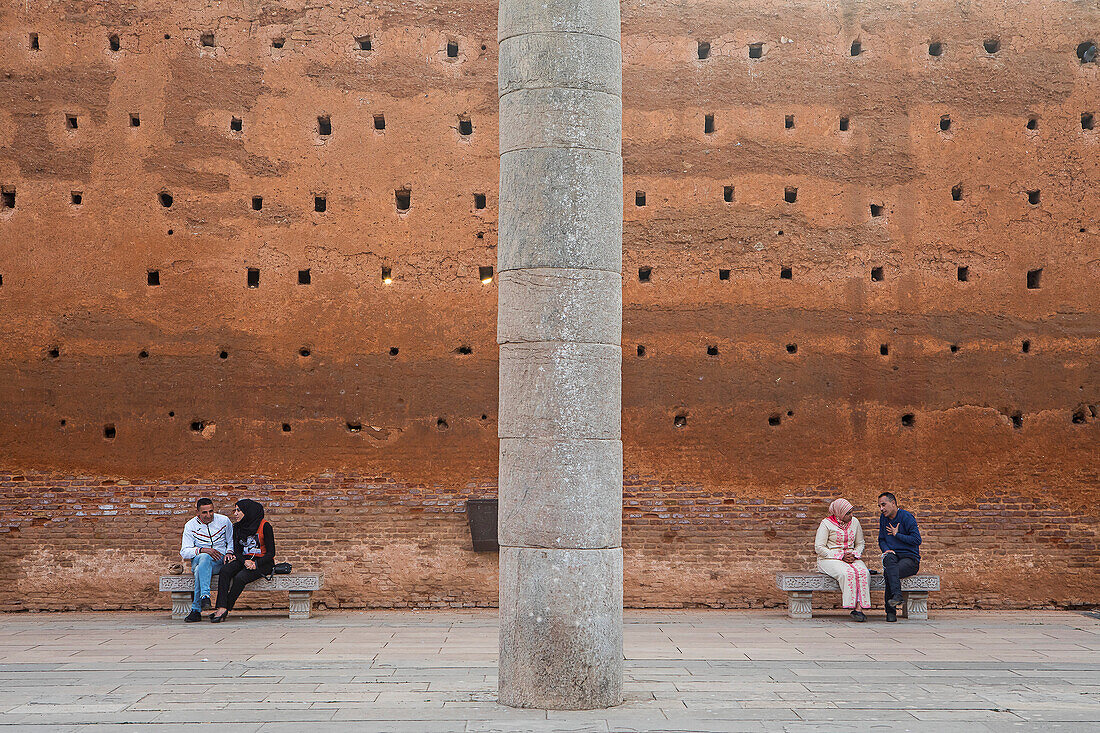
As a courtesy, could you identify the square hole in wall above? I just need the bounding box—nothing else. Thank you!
[871,266,884,282]
[1,187,14,209]
[768,414,782,426]
[780,266,792,280]
[318,115,332,135]
[447,40,458,57]
[374,113,385,130]
[723,185,734,202]
[201,32,215,47]
[718,269,730,280]
[271,37,285,49]
[1026,268,1042,289]
[381,266,392,283]
[707,345,718,356]
[1026,116,1038,130]
[158,191,173,207]
[957,265,969,282]
[939,115,951,131]
[638,266,652,283]
[29,33,39,50]
[635,191,646,207]
[928,41,943,56]
[108,33,121,51]
[474,193,487,209]
[298,269,311,285]
[901,413,915,427]
[1011,412,1023,429]
[749,42,763,59]
[1021,339,1031,353]
[147,269,160,286]
[850,40,862,56]
[230,116,242,132]
[1083,113,1095,130]
[104,424,116,440]
[697,41,710,59]
[952,183,963,201]
[983,38,1000,54]
[346,420,362,432]
[784,187,798,203]
[314,195,327,212]
[129,113,140,127]
[839,116,849,131]
[1027,189,1040,205]
[637,344,646,357]
[247,268,260,288]
[785,114,794,129]
[65,114,78,130]
[70,191,82,205]
[479,265,494,283]
[880,343,889,356]
[395,189,411,211]
[356,35,372,51]
[704,114,714,134]
[870,203,884,217]
[252,195,263,211]
[786,343,798,354]
[458,115,473,135]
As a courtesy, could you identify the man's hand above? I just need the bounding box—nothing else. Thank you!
[883,549,896,556]
[887,523,900,536]
[244,559,256,571]
[199,547,224,562]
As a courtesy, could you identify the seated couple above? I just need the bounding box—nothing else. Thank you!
[815,492,922,622]
[180,498,276,623]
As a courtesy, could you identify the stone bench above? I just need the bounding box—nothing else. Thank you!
[776,572,940,620]
[159,572,324,620]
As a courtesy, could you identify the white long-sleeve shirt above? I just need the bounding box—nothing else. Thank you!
[180,514,233,560]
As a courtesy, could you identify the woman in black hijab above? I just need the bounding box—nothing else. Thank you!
[210,499,276,622]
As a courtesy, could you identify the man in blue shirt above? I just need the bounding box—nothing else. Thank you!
[878,492,921,622]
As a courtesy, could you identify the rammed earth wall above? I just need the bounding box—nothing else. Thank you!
[0,0,1097,611]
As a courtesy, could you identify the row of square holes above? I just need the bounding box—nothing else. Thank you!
[23,31,477,57]
[637,337,1035,359]
[697,39,1098,62]
[53,112,475,137]
[638,265,1048,288]
[700,111,1095,133]
[0,188,489,214]
[141,266,495,288]
[41,342,476,361]
[635,184,1063,208]
[87,403,1098,440]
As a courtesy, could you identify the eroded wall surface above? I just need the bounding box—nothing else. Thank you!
[0,0,1097,611]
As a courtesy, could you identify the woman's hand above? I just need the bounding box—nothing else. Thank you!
[224,553,236,564]
[244,559,256,570]
[842,551,856,563]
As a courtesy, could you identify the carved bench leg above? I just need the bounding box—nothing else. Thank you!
[787,591,813,619]
[171,592,191,620]
[904,591,929,620]
[288,591,313,620]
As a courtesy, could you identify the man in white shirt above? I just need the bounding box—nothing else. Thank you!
[180,498,233,622]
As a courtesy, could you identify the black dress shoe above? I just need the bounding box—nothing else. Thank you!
[888,595,904,608]
[184,610,202,622]
[200,596,211,611]
[210,611,228,623]
[886,611,898,622]
[850,610,867,622]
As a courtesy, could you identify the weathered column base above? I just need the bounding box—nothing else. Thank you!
[786,591,813,619]
[903,591,929,620]
[499,547,623,709]
[288,591,313,620]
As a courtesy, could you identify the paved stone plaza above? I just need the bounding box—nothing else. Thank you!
[1,609,1097,732]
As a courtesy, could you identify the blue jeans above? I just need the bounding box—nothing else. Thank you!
[190,553,223,611]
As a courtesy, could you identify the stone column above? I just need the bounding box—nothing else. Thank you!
[496,0,624,711]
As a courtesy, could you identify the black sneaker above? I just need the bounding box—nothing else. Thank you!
[184,610,202,622]
[886,611,898,623]
[850,610,866,622]
[200,596,211,611]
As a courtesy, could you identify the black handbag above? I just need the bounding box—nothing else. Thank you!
[273,562,292,575]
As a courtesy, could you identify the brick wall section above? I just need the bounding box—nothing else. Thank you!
[2,470,1096,611]
[1,0,1098,611]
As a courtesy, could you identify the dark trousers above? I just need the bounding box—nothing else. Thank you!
[882,553,919,608]
[216,558,273,611]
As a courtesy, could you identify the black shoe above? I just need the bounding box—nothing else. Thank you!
[184,610,202,622]
[886,611,898,622]
[888,595,904,608]
[850,610,866,622]
[210,610,228,623]
[200,596,211,611]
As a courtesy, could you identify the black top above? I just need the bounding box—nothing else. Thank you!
[234,520,275,564]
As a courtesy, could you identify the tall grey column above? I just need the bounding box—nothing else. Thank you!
[496,0,624,711]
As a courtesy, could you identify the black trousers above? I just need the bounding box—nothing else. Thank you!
[882,553,919,608]
[216,558,274,611]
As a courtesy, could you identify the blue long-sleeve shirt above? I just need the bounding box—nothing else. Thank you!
[878,508,921,560]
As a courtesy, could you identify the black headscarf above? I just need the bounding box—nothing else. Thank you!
[233,499,265,546]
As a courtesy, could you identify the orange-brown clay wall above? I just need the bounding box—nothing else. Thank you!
[0,0,1097,612]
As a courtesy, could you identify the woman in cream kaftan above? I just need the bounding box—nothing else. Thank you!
[815,498,871,620]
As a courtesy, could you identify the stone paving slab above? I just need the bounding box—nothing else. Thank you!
[0,610,1097,731]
